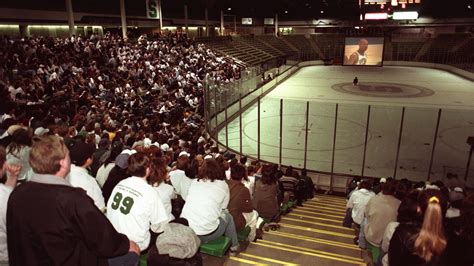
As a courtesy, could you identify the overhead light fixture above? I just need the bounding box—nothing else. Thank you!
[393,11,419,20]
[284,10,288,14]
[365,13,389,20]
[320,10,324,14]
[227,7,231,11]
[391,0,398,6]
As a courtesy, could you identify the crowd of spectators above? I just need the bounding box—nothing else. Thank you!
[0,32,316,266]
[346,176,474,266]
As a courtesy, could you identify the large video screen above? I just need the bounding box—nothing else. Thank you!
[343,37,384,66]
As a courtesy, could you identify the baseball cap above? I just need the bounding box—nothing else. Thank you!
[179,151,190,157]
[69,141,96,166]
[115,153,130,169]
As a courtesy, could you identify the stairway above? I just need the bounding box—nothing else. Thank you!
[203,194,368,266]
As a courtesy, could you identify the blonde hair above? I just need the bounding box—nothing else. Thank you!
[29,135,67,175]
[414,194,447,262]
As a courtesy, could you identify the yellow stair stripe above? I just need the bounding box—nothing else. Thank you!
[259,239,364,262]
[279,223,355,239]
[303,202,348,212]
[251,242,365,266]
[294,208,346,218]
[312,198,348,204]
[267,231,361,251]
[310,199,348,206]
[229,256,268,265]
[292,209,344,220]
[239,253,298,266]
[297,205,347,215]
[314,195,347,201]
[281,217,354,231]
[296,207,344,218]
[306,201,349,209]
[287,212,342,224]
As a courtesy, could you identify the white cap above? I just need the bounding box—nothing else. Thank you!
[204,155,213,160]
[34,127,49,136]
[453,187,463,193]
[121,149,137,156]
[179,151,190,157]
[160,143,170,152]
[380,178,387,183]
[425,184,440,191]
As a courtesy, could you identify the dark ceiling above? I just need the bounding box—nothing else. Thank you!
[1,0,473,20]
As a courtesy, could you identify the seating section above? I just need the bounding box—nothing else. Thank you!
[450,37,474,71]
[312,34,345,61]
[237,226,251,242]
[419,33,470,63]
[199,33,474,72]
[391,41,425,61]
[282,35,320,60]
[199,236,232,257]
[256,35,298,56]
[238,36,285,58]
[198,36,275,66]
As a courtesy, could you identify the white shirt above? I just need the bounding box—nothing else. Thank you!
[96,162,115,188]
[347,188,375,225]
[154,182,177,222]
[243,175,256,199]
[107,176,168,251]
[181,179,230,235]
[0,185,13,262]
[67,165,105,211]
[381,221,399,266]
[446,207,461,218]
[6,146,33,181]
[169,169,192,201]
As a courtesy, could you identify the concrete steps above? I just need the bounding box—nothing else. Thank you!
[203,194,369,265]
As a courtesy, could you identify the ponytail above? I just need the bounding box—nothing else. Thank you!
[414,196,447,262]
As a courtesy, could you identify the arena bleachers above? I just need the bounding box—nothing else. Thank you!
[391,41,425,61]
[282,34,320,61]
[312,34,345,61]
[256,35,298,57]
[419,33,470,63]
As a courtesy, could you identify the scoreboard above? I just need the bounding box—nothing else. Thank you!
[364,0,421,4]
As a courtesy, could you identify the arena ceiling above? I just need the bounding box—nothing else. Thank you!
[1,0,473,20]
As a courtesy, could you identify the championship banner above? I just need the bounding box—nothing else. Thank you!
[146,0,160,19]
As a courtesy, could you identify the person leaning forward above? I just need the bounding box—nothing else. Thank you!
[7,135,140,266]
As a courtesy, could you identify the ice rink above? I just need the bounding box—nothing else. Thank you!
[219,66,474,186]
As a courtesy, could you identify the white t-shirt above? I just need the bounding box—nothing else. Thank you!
[181,179,230,235]
[107,176,168,251]
[0,185,13,263]
[67,165,105,211]
[347,188,375,225]
[96,162,115,188]
[169,169,192,201]
[154,182,177,222]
